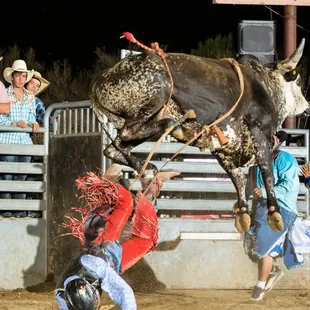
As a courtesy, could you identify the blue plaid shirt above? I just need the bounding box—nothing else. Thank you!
[35,97,45,125]
[0,85,36,144]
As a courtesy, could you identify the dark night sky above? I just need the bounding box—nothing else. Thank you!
[2,1,310,70]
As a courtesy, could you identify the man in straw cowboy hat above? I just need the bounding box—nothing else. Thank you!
[25,71,50,125]
[0,59,40,205]
[0,53,10,114]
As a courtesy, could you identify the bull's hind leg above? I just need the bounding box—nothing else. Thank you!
[255,159,283,232]
[251,128,283,232]
[213,153,251,233]
[104,136,157,174]
[120,109,196,142]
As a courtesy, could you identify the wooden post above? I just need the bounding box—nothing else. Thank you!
[212,1,310,129]
[282,5,297,129]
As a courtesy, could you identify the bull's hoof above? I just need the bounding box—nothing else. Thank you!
[172,128,185,140]
[267,212,283,232]
[184,109,196,119]
[235,214,243,232]
[240,212,251,232]
[235,212,251,233]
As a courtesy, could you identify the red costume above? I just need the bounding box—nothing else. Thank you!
[60,171,158,273]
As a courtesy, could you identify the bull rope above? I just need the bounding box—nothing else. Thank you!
[120,33,244,193]
[140,58,245,195]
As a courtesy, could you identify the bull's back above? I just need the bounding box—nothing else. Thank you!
[91,52,171,120]
[166,53,265,124]
[166,54,247,123]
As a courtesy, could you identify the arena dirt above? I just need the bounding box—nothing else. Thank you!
[0,280,309,310]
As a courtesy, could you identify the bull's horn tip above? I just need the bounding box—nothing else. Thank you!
[299,38,305,47]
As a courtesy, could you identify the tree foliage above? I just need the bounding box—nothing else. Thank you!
[1,34,310,112]
[190,33,235,59]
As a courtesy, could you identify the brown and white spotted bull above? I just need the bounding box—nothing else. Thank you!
[90,37,309,233]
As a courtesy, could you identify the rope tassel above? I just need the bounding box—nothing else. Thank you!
[56,171,119,246]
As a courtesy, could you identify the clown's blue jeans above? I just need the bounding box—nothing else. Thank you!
[0,155,31,199]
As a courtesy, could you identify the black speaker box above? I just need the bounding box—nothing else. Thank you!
[238,20,276,64]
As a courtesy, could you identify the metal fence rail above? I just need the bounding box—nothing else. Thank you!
[125,129,310,219]
[0,126,47,212]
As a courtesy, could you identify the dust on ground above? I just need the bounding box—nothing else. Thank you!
[0,281,309,310]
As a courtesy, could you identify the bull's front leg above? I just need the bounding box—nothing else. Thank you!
[213,153,251,233]
[251,129,283,232]
[104,136,158,176]
[254,151,284,232]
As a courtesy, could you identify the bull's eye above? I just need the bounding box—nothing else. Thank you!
[284,69,299,82]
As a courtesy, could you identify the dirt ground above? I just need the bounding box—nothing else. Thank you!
[0,281,309,310]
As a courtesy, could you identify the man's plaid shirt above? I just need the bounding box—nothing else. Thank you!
[0,85,36,144]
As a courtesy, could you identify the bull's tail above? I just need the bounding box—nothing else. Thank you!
[90,87,117,142]
[90,89,132,164]
[90,88,105,124]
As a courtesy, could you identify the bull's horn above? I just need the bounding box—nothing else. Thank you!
[278,38,305,73]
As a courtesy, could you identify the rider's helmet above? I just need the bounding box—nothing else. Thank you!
[64,277,100,310]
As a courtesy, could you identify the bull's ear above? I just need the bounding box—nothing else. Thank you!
[276,38,305,74]
[283,62,302,82]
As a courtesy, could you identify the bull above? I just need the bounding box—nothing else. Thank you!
[90,36,309,233]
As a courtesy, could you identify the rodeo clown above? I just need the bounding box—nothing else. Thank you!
[244,131,305,301]
[55,164,180,310]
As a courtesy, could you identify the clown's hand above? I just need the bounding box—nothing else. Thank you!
[253,187,263,199]
[301,162,310,189]
[301,162,310,178]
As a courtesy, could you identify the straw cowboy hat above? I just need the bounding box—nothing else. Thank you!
[3,59,34,84]
[31,71,50,95]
